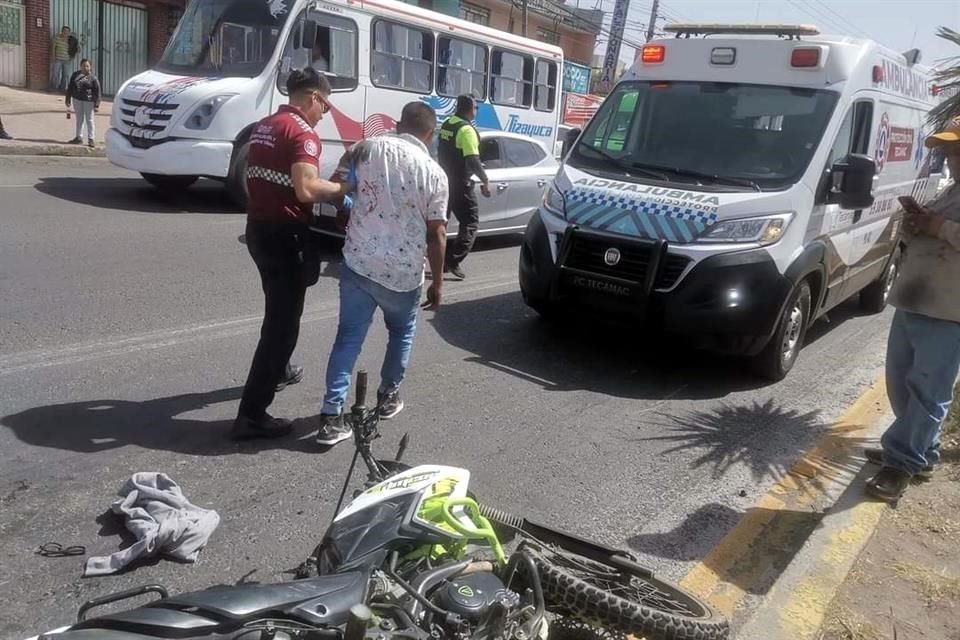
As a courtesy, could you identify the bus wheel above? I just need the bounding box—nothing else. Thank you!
[752,280,811,382]
[226,138,250,210]
[140,173,198,191]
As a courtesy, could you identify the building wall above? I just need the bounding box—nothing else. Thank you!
[461,0,597,66]
[22,0,184,92]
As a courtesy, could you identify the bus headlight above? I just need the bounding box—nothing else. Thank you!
[542,183,566,218]
[185,95,236,130]
[696,212,794,246]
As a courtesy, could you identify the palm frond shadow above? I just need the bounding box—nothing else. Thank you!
[642,400,877,495]
[645,399,824,481]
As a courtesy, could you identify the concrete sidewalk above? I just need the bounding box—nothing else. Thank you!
[0,86,111,157]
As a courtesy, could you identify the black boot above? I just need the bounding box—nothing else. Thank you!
[865,466,912,503]
[231,413,293,440]
[275,363,304,392]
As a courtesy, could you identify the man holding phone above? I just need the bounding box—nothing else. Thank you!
[866,117,960,502]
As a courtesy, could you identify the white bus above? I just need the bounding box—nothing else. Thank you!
[104,0,563,207]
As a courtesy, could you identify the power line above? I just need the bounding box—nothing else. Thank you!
[539,0,647,50]
[782,0,850,37]
[807,0,872,39]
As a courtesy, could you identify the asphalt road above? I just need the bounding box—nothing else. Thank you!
[0,157,892,638]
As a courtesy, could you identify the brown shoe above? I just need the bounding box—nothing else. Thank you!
[865,466,912,503]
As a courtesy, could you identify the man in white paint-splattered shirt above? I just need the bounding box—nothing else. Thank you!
[313,102,449,446]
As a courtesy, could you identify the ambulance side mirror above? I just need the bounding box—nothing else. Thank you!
[561,127,581,159]
[830,153,876,210]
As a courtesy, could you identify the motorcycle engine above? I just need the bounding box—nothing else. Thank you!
[432,572,519,621]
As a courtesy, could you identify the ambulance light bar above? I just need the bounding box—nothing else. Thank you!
[664,24,820,38]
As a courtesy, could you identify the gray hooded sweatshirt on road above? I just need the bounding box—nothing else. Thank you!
[888,182,960,324]
[84,472,220,577]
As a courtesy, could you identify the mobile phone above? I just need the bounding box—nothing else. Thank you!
[898,195,925,216]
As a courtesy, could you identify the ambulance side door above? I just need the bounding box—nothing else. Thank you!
[814,98,876,310]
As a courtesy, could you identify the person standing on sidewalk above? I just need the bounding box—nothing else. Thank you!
[437,95,490,280]
[866,118,960,502]
[65,59,101,148]
[51,26,76,92]
[232,68,350,440]
[314,102,448,446]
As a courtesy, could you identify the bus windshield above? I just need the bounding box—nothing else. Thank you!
[158,0,288,77]
[570,81,839,191]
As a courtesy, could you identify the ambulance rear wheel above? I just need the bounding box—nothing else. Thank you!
[140,173,198,191]
[752,280,811,382]
[860,248,900,314]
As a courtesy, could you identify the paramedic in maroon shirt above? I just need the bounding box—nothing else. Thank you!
[232,68,350,440]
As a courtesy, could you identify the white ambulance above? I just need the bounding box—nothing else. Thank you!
[520,24,947,380]
[105,0,562,207]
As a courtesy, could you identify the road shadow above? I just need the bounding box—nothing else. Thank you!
[34,177,239,214]
[0,387,330,456]
[627,475,882,605]
[430,290,766,401]
[642,399,826,482]
[627,402,881,598]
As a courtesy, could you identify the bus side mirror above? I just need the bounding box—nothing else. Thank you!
[561,127,581,159]
[302,20,318,49]
[830,153,876,210]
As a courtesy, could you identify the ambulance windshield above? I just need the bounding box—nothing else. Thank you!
[158,0,288,77]
[571,81,839,191]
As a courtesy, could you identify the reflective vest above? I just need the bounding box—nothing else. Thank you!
[437,115,477,188]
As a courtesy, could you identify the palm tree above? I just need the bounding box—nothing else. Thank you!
[929,27,960,127]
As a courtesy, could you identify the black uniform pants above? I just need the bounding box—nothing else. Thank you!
[237,221,319,420]
[447,184,479,268]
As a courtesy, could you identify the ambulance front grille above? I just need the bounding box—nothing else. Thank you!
[565,234,690,289]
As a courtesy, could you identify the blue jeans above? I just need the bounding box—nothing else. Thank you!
[882,309,960,474]
[52,60,71,91]
[321,267,422,416]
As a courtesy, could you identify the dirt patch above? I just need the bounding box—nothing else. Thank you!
[820,384,960,640]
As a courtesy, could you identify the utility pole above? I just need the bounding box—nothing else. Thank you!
[645,0,659,41]
[521,0,529,37]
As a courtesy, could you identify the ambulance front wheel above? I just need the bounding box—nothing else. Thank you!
[751,280,812,382]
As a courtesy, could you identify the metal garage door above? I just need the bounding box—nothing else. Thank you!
[50,0,147,97]
[100,2,147,96]
[51,0,99,82]
[0,1,25,87]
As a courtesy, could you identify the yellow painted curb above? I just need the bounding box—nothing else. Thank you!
[679,377,890,618]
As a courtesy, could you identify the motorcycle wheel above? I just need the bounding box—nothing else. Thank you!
[524,546,729,640]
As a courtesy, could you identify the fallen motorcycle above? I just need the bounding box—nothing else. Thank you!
[27,372,728,640]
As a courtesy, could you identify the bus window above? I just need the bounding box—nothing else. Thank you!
[161,0,283,77]
[372,21,434,94]
[534,60,557,112]
[438,37,487,99]
[490,49,533,107]
[280,11,357,92]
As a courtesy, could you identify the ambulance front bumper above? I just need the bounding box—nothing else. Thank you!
[519,209,793,356]
[105,128,233,178]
